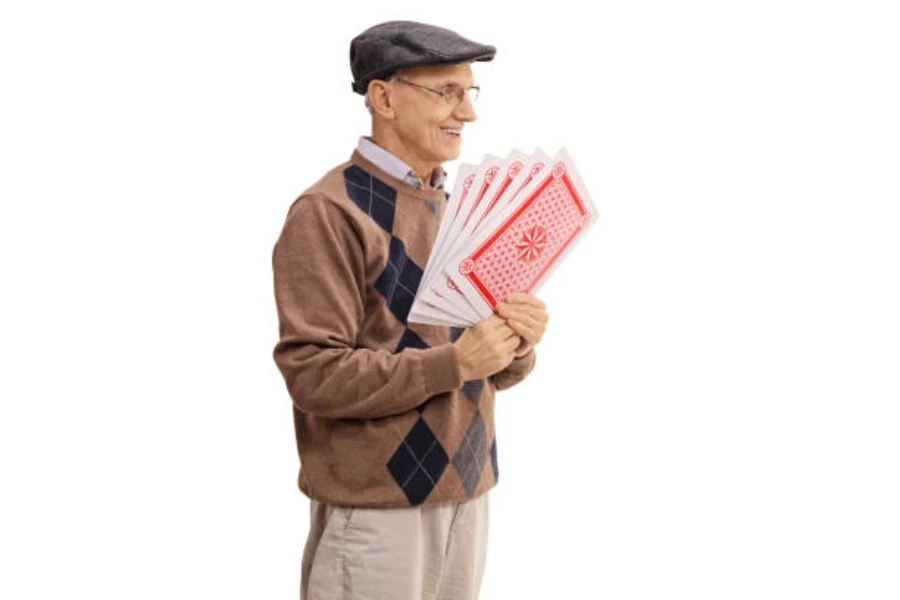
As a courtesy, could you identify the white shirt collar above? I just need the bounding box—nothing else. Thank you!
[357,136,447,190]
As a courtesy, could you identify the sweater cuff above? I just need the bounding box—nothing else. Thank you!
[489,347,537,390]
[422,343,463,395]
[508,347,536,371]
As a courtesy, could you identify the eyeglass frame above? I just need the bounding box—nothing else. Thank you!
[392,76,480,107]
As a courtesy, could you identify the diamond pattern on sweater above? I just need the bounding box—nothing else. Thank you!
[386,416,449,506]
[395,328,428,353]
[461,379,484,406]
[344,165,396,232]
[452,410,488,497]
[344,167,427,326]
[374,235,423,325]
[394,329,435,414]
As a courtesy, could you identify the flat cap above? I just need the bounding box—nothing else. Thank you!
[350,20,496,95]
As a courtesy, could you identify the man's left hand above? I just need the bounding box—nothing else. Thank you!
[494,292,549,358]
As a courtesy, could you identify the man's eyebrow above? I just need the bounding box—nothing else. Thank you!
[437,80,477,87]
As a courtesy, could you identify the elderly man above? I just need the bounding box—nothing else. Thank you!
[272,20,549,600]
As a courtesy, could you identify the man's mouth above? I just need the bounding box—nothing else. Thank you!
[442,127,462,138]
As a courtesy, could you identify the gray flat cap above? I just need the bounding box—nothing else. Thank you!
[350,20,496,95]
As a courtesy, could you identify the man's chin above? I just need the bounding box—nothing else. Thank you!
[440,148,463,162]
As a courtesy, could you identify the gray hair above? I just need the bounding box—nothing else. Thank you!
[364,70,404,114]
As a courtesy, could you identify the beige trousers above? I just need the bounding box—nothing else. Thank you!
[301,492,490,600]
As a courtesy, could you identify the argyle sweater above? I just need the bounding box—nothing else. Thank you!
[271,148,537,508]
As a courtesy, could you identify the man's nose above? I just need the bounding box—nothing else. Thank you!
[454,95,477,122]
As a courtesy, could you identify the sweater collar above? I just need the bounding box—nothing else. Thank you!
[349,149,447,207]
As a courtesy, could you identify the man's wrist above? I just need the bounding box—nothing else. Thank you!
[453,343,472,380]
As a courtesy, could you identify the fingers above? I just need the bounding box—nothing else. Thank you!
[506,310,541,330]
[503,292,546,310]
[507,316,538,342]
[480,314,508,329]
[500,327,519,341]
[482,315,526,339]
[496,303,548,327]
[496,302,546,348]
[477,315,520,342]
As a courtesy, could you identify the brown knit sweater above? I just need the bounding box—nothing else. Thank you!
[271,149,537,508]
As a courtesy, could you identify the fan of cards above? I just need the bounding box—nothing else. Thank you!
[408,147,597,327]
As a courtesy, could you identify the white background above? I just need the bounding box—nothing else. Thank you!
[1,1,898,598]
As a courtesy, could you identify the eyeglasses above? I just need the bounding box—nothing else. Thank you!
[394,76,480,107]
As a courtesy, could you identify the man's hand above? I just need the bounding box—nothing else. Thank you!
[453,315,522,380]
[494,292,549,357]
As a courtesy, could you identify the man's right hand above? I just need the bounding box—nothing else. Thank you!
[452,315,522,381]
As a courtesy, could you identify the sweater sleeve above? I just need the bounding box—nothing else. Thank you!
[272,194,463,420]
[490,347,537,391]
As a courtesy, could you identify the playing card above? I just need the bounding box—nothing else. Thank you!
[463,151,530,237]
[408,147,597,328]
[441,147,597,320]
[414,155,506,320]
[407,299,475,326]
[427,151,551,320]
[484,149,551,226]
[409,163,482,326]
[418,163,477,293]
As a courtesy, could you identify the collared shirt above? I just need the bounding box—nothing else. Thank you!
[357,136,448,191]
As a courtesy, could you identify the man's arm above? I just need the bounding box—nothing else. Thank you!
[272,194,462,420]
[489,347,537,391]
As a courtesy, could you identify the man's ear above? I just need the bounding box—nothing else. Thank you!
[367,80,395,119]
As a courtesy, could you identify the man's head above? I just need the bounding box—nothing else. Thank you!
[365,62,478,168]
[349,21,495,183]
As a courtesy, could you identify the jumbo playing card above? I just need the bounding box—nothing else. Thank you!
[440,147,597,321]
[412,154,507,323]
[408,147,597,327]
[408,164,481,326]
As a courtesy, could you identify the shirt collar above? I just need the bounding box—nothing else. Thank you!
[356,136,448,191]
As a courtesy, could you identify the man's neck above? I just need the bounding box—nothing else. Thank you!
[369,130,437,187]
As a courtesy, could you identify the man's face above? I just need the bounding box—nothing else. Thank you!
[388,62,478,166]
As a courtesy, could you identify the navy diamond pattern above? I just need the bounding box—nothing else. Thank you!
[386,417,449,505]
[344,166,427,327]
[395,328,428,353]
[344,165,397,232]
[374,236,423,325]
[452,411,489,497]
